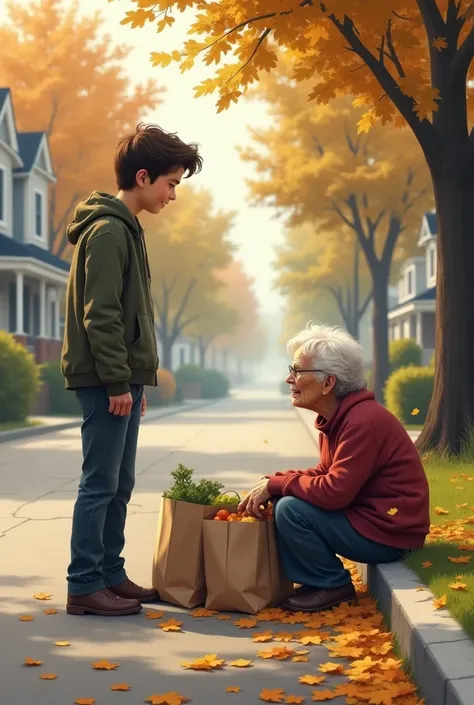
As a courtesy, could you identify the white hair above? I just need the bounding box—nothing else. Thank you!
[287,322,367,397]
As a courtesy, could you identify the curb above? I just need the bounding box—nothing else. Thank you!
[0,398,219,445]
[355,562,474,705]
[293,405,474,705]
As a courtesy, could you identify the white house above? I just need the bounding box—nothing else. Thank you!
[0,88,69,363]
[388,211,437,364]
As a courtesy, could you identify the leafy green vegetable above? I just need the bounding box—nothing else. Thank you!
[212,492,241,505]
[163,464,225,505]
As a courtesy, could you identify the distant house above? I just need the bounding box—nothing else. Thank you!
[388,211,437,364]
[0,88,69,363]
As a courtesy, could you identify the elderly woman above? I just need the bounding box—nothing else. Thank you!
[238,323,430,614]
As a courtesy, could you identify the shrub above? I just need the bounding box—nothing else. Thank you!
[0,331,39,422]
[389,338,422,373]
[173,382,184,404]
[146,368,177,407]
[174,364,204,385]
[384,365,434,425]
[40,360,79,415]
[201,369,229,399]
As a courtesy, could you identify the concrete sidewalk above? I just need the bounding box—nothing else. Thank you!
[0,388,356,705]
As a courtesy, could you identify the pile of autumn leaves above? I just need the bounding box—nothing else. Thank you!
[21,563,423,705]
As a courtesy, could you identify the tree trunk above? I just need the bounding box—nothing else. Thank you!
[371,269,390,403]
[198,339,208,369]
[161,337,173,371]
[352,239,360,340]
[416,167,474,455]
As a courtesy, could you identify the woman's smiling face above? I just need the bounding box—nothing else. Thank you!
[286,350,326,410]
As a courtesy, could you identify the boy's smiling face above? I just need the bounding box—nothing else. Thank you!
[137,166,184,214]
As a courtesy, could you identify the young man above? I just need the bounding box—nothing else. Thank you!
[61,124,202,616]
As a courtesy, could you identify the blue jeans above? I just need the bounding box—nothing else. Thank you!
[67,384,143,596]
[274,496,407,589]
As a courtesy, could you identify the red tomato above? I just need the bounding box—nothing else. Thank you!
[216,509,230,520]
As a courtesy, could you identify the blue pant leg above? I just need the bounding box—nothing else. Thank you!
[274,496,405,589]
[103,385,143,587]
[67,387,131,596]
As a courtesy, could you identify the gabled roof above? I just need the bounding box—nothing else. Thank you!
[0,233,70,272]
[389,285,436,312]
[14,131,55,180]
[0,88,10,112]
[425,212,437,236]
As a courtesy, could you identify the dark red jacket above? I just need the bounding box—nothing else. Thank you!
[268,390,430,549]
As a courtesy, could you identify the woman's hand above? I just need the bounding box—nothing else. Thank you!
[238,478,271,519]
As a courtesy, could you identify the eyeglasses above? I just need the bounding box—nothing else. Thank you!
[288,365,326,377]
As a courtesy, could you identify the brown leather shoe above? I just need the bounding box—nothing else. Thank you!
[282,583,358,613]
[108,578,159,603]
[67,588,142,616]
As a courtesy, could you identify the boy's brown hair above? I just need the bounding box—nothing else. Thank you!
[114,123,203,190]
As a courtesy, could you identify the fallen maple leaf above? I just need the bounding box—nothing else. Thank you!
[226,686,241,693]
[55,641,71,647]
[387,508,398,516]
[448,582,468,591]
[457,544,474,551]
[253,630,274,642]
[19,615,35,622]
[40,673,57,680]
[263,439,269,444]
[230,659,253,668]
[274,631,294,642]
[145,693,188,705]
[416,587,425,592]
[44,608,58,615]
[190,608,217,618]
[434,506,449,516]
[110,684,132,691]
[311,691,336,702]
[448,555,472,564]
[159,618,183,632]
[292,655,309,662]
[319,662,345,674]
[91,660,119,670]
[299,675,326,686]
[33,592,52,601]
[286,697,305,704]
[457,503,468,509]
[234,617,258,628]
[75,700,96,705]
[182,654,225,670]
[145,610,165,620]
[411,408,420,416]
[433,595,447,609]
[216,614,232,620]
[24,658,42,666]
[421,561,433,568]
[260,688,286,703]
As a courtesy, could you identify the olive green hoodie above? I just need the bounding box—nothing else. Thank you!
[61,192,158,396]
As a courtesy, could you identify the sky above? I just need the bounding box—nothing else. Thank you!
[80,0,287,321]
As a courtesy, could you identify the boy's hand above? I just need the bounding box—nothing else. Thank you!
[141,393,147,417]
[109,392,133,416]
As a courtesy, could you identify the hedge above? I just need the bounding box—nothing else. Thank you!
[174,364,204,385]
[389,338,422,373]
[146,368,177,407]
[384,365,434,425]
[201,369,229,399]
[40,360,80,415]
[0,331,39,422]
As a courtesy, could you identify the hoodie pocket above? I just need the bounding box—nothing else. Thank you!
[129,313,157,370]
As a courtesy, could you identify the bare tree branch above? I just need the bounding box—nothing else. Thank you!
[171,278,197,338]
[359,289,373,318]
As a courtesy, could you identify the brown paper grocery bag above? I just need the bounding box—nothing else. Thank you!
[202,518,293,614]
[152,498,237,609]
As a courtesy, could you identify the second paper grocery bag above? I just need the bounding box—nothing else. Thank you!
[202,516,293,614]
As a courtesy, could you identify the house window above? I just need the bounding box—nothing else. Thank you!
[35,192,43,238]
[0,166,5,224]
[8,281,16,332]
[429,247,436,280]
[50,300,56,338]
[407,269,413,296]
